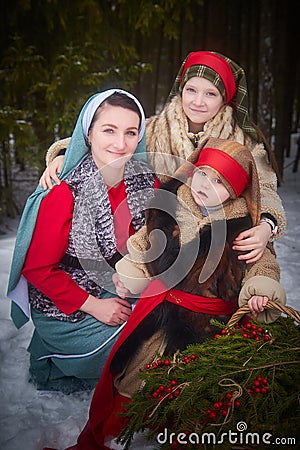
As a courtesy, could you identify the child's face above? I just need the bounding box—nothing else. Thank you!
[191,166,230,207]
[181,77,224,133]
[88,103,139,170]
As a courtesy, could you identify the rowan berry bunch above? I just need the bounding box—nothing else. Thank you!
[145,354,197,371]
[214,321,272,342]
[247,375,269,396]
[150,379,181,401]
[145,354,198,402]
[204,391,241,422]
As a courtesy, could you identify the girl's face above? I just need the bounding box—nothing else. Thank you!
[88,103,140,170]
[191,166,230,208]
[182,77,224,133]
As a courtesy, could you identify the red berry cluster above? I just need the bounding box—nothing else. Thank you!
[145,354,197,371]
[236,322,271,341]
[214,322,271,342]
[182,354,197,364]
[145,354,197,402]
[145,358,171,370]
[151,379,181,401]
[204,392,241,422]
[247,375,269,396]
[214,329,233,339]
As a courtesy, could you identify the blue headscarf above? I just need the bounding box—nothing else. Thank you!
[7,89,147,328]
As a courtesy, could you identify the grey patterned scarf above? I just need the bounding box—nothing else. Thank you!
[29,154,155,322]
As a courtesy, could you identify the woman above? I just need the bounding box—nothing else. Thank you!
[41,51,286,265]
[7,89,157,393]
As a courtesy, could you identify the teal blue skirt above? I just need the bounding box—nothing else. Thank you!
[28,307,124,394]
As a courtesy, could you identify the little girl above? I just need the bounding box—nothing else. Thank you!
[60,137,286,449]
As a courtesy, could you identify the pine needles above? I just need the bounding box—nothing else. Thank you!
[118,317,300,449]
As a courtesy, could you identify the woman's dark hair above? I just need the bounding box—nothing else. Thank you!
[89,92,142,132]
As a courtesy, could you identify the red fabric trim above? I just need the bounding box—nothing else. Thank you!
[101,394,131,440]
[166,289,237,315]
[180,51,236,103]
[107,177,159,254]
[75,280,237,448]
[107,180,134,254]
[195,147,249,197]
[154,177,160,189]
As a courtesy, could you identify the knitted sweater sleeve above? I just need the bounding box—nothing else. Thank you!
[251,142,286,238]
[115,225,152,294]
[22,182,89,314]
[242,245,280,284]
[238,246,286,323]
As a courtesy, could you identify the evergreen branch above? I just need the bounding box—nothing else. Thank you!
[221,359,299,378]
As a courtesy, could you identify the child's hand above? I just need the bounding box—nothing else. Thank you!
[232,222,272,263]
[247,295,269,317]
[112,273,131,299]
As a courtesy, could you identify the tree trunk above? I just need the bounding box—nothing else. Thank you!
[0,140,15,218]
[273,1,298,178]
[257,0,273,144]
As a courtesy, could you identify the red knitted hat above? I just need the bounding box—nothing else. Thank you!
[194,146,249,198]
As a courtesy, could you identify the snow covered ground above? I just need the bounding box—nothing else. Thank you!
[0,140,299,450]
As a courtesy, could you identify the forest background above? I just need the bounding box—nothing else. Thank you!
[0,0,299,223]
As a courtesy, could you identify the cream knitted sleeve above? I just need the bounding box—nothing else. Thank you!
[115,225,152,294]
[239,246,286,323]
[251,142,286,238]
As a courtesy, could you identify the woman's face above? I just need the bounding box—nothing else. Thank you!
[182,77,224,133]
[88,103,140,170]
[191,166,230,208]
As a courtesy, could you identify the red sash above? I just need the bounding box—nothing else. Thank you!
[165,289,237,315]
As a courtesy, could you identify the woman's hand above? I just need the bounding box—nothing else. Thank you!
[232,222,272,264]
[112,273,132,299]
[39,155,64,190]
[80,294,132,326]
[247,295,269,318]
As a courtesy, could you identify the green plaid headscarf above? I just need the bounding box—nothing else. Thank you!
[169,51,259,142]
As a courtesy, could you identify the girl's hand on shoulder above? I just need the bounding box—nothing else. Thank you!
[232,222,272,264]
[39,155,64,190]
[247,295,269,317]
